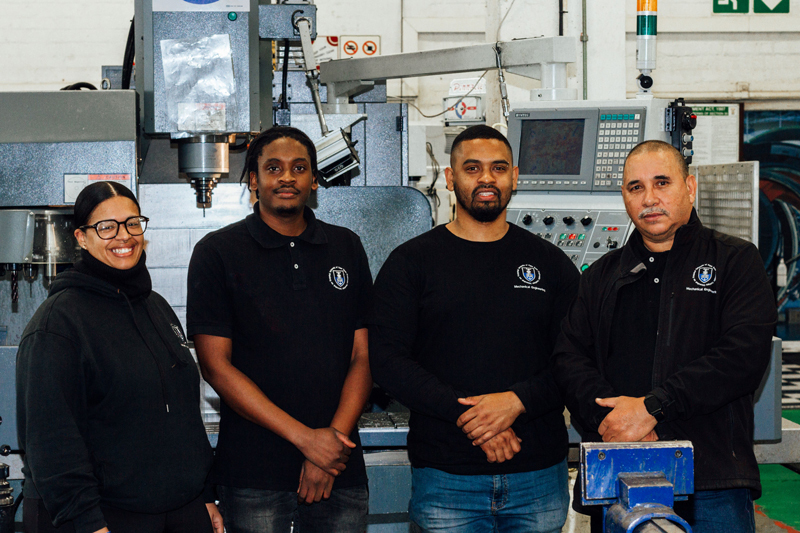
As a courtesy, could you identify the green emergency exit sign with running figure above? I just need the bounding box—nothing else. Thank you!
[713,0,749,13]
[713,0,789,13]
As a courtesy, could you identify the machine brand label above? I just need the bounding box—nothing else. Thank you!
[687,264,717,294]
[515,265,546,292]
[329,266,349,290]
[153,0,250,12]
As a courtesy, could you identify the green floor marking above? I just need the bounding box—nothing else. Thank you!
[755,409,800,529]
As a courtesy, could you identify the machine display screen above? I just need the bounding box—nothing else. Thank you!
[517,119,585,175]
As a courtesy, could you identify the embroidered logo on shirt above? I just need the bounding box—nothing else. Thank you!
[514,265,546,292]
[517,264,540,285]
[686,264,717,294]
[171,324,190,348]
[329,266,349,290]
[692,264,716,286]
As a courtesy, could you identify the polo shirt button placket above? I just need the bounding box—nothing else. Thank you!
[287,241,305,289]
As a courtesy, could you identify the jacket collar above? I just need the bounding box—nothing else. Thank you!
[245,203,328,249]
[620,208,702,274]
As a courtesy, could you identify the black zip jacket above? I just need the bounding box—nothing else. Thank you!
[553,210,776,497]
[16,271,213,533]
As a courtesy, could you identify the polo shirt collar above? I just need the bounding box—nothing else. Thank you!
[245,203,328,249]
[621,208,700,274]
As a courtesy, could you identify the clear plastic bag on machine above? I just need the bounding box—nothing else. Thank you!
[160,34,237,137]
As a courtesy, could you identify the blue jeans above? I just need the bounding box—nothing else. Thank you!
[674,488,755,533]
[217,484,368,533]
[409,460,569,533]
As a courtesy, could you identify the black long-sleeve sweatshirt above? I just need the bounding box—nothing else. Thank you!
[16,267,212,533]
[369,224,580,475]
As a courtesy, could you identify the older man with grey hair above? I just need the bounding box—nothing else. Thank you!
[553,140,776,533]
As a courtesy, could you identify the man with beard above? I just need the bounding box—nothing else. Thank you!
[369,125,580,532]
[553,141,776,533]
[187,126,373,532]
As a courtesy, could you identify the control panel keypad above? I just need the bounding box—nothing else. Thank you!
[594,111,645,191]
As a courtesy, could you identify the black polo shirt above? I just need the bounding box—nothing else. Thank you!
[187,204,371,491]
[607,233,669,398]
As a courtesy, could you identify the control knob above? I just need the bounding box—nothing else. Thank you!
[522,214,533,226]
[542,216,555,226]
[580,216,593,227]
[563,216,575,226]
[607,237,619,249]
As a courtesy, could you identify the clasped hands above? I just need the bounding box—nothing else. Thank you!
[296,426,355,504]
[456,391,526,464]
[595,396,659,443]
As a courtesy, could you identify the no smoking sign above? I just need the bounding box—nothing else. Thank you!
[340,36,381,58]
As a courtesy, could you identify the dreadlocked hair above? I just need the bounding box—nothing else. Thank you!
[239,126,320,186]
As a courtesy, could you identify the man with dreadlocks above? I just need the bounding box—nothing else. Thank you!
[186,126,372,532]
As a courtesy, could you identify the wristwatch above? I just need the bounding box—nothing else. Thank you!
[643,394,666,422]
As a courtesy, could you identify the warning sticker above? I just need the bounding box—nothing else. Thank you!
[362,40,377,55]
[339,36,381,59]
[64,174,132,204]
[343,40,359,56]
[314,36,339,63]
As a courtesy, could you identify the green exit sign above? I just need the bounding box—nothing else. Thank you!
[713,0,789,12]
[713,0,749,13]
[754,0,789,13]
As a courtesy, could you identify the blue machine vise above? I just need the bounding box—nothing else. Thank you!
[580,441,694,533]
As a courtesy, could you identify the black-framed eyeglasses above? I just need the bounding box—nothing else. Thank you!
[80,216,149,240]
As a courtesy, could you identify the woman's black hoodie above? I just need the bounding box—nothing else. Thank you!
[16,265,213,533]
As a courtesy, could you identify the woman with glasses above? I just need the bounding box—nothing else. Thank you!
[16,182,222,533]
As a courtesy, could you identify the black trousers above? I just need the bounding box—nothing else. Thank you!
[23,495,213,533]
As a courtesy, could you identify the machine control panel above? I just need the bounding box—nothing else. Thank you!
[594,111,645,189]
[507,208,633,271]
[509,107,646,193]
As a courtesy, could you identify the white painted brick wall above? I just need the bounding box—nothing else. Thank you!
[624,0,800,99]
[0,0,134,91]
[1,1,798,107]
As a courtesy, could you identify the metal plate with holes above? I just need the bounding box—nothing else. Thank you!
[581,441,694,506]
